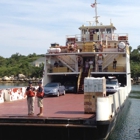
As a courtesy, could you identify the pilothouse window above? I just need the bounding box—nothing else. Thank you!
[106,28,111,33]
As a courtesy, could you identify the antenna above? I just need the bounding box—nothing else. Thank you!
[110,19,113,25]
[92,0,100,26]
[86,21,94,26]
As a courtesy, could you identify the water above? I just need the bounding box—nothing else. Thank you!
[0,82,37,89]
[0,83,140,139]
[107,84,140,140]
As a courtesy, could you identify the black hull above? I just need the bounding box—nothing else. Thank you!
[0,124,97,140]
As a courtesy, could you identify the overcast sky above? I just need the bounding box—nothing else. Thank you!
[0,0,139,58]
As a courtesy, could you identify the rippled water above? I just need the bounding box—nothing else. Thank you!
[108,84,140,140]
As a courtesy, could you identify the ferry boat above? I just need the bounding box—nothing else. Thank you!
[42,1,131,139]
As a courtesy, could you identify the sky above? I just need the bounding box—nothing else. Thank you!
[0,0,140,58]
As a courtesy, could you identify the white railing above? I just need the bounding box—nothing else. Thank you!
[66,33,128,42]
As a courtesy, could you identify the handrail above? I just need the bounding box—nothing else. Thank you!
[56,56,75,71]
[88,68,91,77]
[67,55,76,63]
[66,33,128,42]
[77,68,82,92]
[107,65,126,72]
[59,55,75,66]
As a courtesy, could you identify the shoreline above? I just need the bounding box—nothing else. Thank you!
[0,80,39,83]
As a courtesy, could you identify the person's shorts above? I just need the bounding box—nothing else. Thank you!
[38,98,43,107]
[90,65,93,69]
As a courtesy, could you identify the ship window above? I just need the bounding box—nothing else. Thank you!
[96,29,99,32]
[106,28,111,33]
[82,30,86,34]
[100,29,105,33]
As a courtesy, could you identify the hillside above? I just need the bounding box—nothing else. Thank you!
[0,53,44,79]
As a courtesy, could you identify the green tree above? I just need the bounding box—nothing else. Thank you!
[137,45,140,51]
[0,53,44,78]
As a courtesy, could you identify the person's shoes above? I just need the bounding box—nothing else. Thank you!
[31,113,34,116]
[37,113,43,116]
[29,113,34,116]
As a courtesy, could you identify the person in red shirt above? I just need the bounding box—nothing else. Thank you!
[36,81,44,116]
[24,81,36,116]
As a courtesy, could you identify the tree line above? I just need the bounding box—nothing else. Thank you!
[130,45,140,78]
[0,53,44,79]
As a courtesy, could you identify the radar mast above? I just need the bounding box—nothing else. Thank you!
[93,0,100,26]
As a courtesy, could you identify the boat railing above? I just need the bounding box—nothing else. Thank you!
[102,48,118,53]
[47,65,125,73]
[103,46,126,52]
[107,65,126,72]
[47,42,127,54]
[66,33,128,42]
[105,33,128,41]
[47,65,76,73]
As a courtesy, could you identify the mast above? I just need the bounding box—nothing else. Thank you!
[94,0,99,26]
